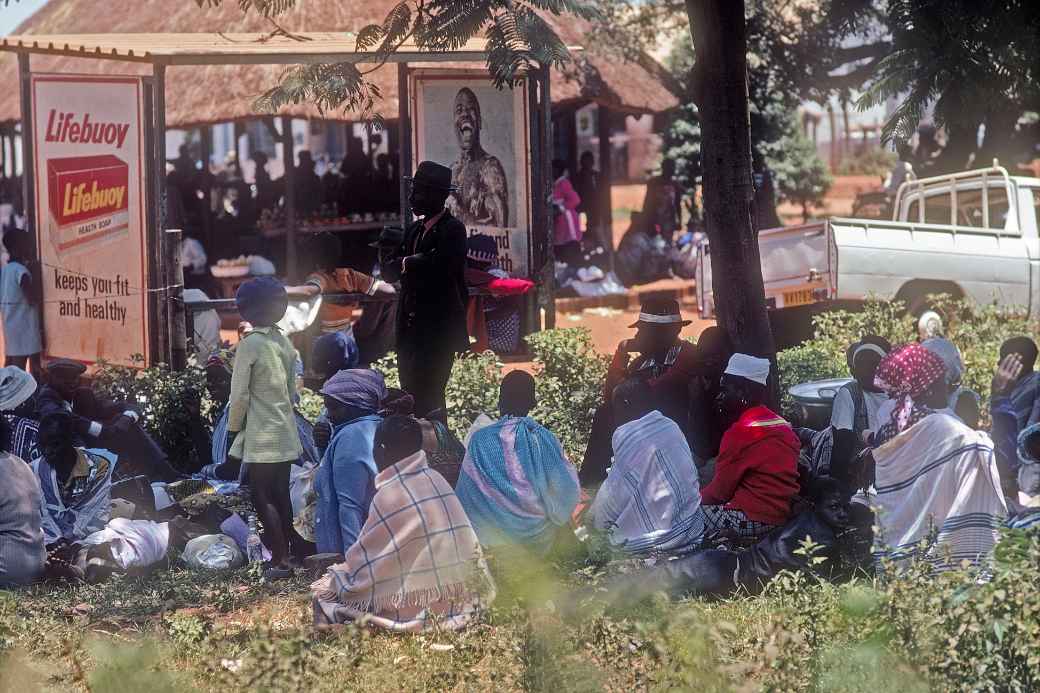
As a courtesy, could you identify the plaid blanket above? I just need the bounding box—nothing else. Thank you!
[873,413,1007,573]
[311,451,494,632]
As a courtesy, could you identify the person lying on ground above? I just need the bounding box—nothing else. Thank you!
[921,337,981,428]
[34,358,181,482]
[699,354,801,544]
[312,415,495,632]
[195,349,318,482]
[313,369,386,556]
[991,336,1040,493]
[456,371,579,554]
[830,336,892,440]
[581,298,701,489]
[587,378,706,557]
[32,411,117,545]
[0,449,46,587]
[869,343,1007,573]
[229,277,303,578]
[581,477,852,612]
[0,365,42,464]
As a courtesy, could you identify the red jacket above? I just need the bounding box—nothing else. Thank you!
[700,405,800,525]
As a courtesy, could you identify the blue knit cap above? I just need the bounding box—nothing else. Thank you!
[236,276,288,327]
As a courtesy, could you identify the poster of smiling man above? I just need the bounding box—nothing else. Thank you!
[411,71,531,277]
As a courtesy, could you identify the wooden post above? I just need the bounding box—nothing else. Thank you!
[540,66,555,329]
[281,115,298,280]
[17,53,38,263]
[397,62,413,228]
[152,62,171,366]
[166,229,187,370]
[597,103,615,263]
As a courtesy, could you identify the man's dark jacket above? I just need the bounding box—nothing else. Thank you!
[381,210,469,355]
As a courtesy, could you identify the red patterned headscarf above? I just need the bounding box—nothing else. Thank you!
[873,343,947,445]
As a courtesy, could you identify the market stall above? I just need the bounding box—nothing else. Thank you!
[0,32,555,369]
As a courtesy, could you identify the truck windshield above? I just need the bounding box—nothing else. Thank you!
[911,187,1010,229]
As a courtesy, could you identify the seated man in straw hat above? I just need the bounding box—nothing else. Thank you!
[580,297,703,489]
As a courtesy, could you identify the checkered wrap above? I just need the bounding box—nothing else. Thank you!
[701,504,779,542]
[312,451,495,632]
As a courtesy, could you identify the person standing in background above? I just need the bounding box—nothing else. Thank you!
[379,162,469,418]
[552,159,583,269]
[0,230,42,380]
[573,151,601,240]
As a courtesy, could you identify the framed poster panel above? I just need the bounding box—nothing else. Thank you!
[410,69,532,277]
[30,73,149,367]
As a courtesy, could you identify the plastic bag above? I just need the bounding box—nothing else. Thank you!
[182,534,245,570]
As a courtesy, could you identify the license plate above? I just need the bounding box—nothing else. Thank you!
[783,288,816,307]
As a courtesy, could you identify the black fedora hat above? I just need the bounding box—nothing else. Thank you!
[404,160,458,192]
[369,224,405,249]
[629,297,692,328]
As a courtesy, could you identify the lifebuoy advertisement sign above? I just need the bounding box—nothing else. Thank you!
[31,74,148,367]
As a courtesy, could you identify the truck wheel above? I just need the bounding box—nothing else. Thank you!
[895,282,963,317]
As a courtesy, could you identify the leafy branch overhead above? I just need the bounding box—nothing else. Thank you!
[197,0,600,121]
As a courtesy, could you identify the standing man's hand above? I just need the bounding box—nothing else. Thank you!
[993,354,1024,397]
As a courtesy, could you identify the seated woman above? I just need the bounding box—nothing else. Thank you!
[0,450,47,587]
[830,336,891,440]
[922,337,981,428]
[456,371,579,553]
[700,354,800,542]
[0,365,42,463]
[33,412,117,545]
[869,344,1007,572]
[313,369,386,556]
[312,416,494,632]
[197,350,318,482]
[588,379,706,556]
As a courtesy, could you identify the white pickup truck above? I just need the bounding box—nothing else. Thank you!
[697,166,1040,327]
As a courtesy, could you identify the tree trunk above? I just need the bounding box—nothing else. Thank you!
[686,0,777,367]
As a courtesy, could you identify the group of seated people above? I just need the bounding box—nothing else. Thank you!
[3,290,1038,637]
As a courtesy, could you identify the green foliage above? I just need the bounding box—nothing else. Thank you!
[295,387,324,425]
[769,112,833,219]
[778,295,1039,421]
[92,359,211,473]
[859,0,1040,146]
[445,351,504,438]
[85,638,184,693]
[661,102,702,205]
[235,0,600,120]
[527,328,607,463]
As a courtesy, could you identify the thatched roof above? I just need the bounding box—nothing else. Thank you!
[0,1,677,128]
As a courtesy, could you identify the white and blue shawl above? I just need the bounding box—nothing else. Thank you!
[873,412,1007,573]
[590,410,706,556]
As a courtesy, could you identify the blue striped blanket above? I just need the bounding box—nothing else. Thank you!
[872,413,1007,573]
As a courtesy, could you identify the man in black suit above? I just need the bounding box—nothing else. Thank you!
[380,161,469,418]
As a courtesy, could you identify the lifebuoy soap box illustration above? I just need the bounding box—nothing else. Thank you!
[31,75,148,367]
[46,153,130,250]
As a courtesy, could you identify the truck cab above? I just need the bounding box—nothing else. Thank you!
[697,166,1040,326]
